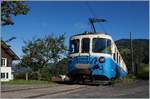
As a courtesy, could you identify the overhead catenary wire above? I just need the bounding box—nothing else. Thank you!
[85,1,107,34]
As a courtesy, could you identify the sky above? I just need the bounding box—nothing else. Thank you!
[1,1,149,57]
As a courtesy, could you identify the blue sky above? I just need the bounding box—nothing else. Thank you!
[2,1,149,57]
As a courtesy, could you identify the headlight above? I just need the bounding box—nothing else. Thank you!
[99,57,105,63]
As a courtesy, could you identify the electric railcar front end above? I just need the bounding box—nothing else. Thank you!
[68,34,127,81]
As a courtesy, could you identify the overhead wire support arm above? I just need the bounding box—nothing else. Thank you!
[89,18,107,33]
[89,18,96,33]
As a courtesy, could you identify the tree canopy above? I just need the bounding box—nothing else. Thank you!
[115,39,149,74]
[18,33,67,80]
[1,1,29,26]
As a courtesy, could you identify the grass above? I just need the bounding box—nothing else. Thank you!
[1,80,51,85]
[115,63,149,84]
[114,74,137,84]
[122,74,137,83]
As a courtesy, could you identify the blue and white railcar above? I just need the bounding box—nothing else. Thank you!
[68,33,128,81]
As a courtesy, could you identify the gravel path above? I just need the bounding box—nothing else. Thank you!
[1,80,149,98]
[54,80,149,98]
[1,83,57,92]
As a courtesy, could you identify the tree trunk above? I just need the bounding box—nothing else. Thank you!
[25,72,28,80]
[37,70,41,80]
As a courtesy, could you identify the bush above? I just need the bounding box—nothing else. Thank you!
[29,72,38,80]
[14,73,26,80]
[40,67,51,81]
[115,74,136,83]
[137,63,149,79]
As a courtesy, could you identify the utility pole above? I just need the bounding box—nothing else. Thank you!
[130,32,134,74]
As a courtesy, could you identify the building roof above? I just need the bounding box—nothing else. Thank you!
[1,40,20,60]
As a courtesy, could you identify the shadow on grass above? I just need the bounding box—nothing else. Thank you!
[53,80,112,86]
[136,75,149,80]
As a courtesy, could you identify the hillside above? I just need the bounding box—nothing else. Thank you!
[115,39,149,76]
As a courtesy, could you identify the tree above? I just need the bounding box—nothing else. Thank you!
[19,33,67,80]
[49,57,68,76]
[116,39,149,75]
[1,1,29,26]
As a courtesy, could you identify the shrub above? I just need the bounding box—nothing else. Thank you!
[137,63,149,79]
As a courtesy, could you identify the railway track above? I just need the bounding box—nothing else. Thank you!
[25,85,87,98]
[1,84,90,98]
[1,81,114,98]
[1,84,60,93]
[1,86,51,93]
[1,80,148,98]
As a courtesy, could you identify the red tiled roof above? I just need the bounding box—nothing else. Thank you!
[1,40,19,60]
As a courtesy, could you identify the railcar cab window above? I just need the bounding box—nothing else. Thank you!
[70,39,79,53]
[92,38,111,54]
[81,38,90,53]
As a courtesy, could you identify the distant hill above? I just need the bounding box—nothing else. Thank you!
[115,39,149,73]
[115,39,148,49]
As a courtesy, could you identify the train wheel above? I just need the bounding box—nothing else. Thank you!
[90,76,94,82]
[69,76,77,84]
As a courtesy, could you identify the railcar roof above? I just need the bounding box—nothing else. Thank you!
[71,32,110,37]
[70,32,112,39]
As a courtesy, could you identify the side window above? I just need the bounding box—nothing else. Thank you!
[6,73,9,78]
[118,56,120,65]
[118,53,120,64]
[1,73,5,79]
[117,52,118,63]
[70,39,79,53]
[117,53,120,65]
[106,39,112,54]
[113,53,116,61]
[81,38,90,53]
[1,58,7,67]
[7,59,10,67]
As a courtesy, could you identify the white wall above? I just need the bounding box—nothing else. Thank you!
[0,67,13,81]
